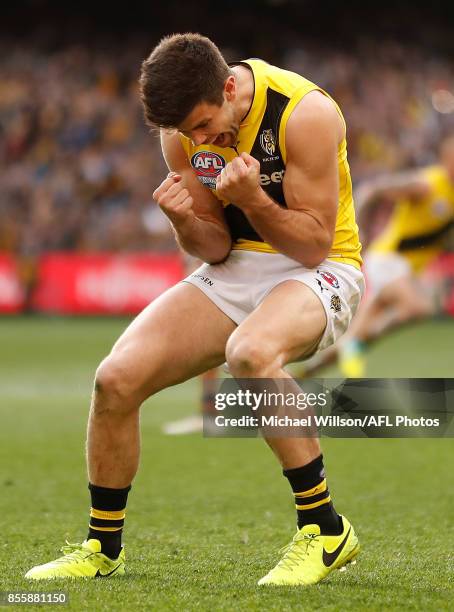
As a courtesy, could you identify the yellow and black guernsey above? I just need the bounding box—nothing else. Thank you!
[179,59,362,269]
[370,165,454,272]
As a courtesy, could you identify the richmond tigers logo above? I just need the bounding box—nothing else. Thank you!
[260,129,276,156]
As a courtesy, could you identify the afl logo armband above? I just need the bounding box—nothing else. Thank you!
[191,151,226,190]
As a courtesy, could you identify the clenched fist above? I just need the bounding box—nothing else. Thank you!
[153,173,195,225]
[215,152,261,209]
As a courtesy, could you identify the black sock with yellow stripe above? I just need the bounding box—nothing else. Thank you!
[87,483,131,560]
[284,455,342,536]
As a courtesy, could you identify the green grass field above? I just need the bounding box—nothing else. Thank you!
[0,317,453,611]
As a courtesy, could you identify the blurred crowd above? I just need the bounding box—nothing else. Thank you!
[1,38,454,256]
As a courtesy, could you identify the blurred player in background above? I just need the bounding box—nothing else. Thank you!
[26,33,364,586]
[301,134,454,378]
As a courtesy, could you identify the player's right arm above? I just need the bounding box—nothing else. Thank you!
[153,131,232,263]
[355,170,432,225]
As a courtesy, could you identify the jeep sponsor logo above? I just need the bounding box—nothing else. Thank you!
[191,151,226,189]
[259,170,285,186]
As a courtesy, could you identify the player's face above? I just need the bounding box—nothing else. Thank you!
[177,99,239,148]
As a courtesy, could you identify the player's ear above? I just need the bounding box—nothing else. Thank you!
[224,75,236,102]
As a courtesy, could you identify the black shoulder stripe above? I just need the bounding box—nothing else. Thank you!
[225,89,290,243]
[250,88,289,164]
[397,219,454,251]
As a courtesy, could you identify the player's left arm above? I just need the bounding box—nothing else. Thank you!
[216,91,341,268]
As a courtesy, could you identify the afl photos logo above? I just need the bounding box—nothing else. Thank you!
[191,151,225,189]
[260,129,276,156]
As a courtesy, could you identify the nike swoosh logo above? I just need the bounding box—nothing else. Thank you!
[95,564,122,578]
[322,527,351,567]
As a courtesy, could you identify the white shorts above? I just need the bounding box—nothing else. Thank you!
[182,251,365,354]
[363,252,411,295]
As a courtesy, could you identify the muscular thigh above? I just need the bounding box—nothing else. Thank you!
[231,280,327,365]
[108,283,236,396]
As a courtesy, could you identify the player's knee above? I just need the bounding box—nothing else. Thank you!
[396,297,432,322]
[409,300,433,319]
[93,356,142,407]
[226,335,278,376]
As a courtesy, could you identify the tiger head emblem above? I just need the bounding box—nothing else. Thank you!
[260,129,276,156]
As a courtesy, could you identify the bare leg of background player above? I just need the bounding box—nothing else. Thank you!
[297,274,434,378]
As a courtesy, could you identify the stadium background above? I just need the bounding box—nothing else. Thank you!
[0,1,453,610]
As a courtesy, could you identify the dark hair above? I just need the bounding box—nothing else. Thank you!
[139,33,231,129]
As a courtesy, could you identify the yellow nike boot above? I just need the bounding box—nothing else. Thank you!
[258,515,359,586]
[25,540,125,580]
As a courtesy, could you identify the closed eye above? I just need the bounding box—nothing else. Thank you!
[179,119,211,139]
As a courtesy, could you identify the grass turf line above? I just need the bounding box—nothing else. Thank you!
[0,317,453,611]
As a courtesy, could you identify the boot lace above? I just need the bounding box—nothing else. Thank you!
[276,532,318,571]
[52,542,94,565]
